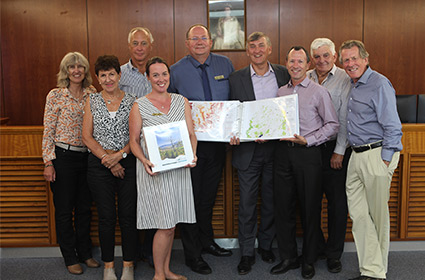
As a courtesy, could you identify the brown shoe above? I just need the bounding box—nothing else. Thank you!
[85,258,100,268]
[67,263,83,274]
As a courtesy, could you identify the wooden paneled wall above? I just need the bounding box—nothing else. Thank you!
[1,0,425,125]
[1,125,424,247]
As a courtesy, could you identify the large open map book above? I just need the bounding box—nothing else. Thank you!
[190,94,299,142]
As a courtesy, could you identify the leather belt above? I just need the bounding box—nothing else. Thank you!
[281,141,306,147]
[55,142,88,153]
[351,141,383,153]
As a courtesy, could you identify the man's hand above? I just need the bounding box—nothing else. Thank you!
[230,136,240,145]
[383,160,390,167]
[282,134,307,145]
[330,153,344,170]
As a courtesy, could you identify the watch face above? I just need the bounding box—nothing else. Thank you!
[122,152,127,158]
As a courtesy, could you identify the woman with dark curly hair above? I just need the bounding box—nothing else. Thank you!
[83,55,137,280]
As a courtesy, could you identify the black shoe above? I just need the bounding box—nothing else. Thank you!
[270,258,300,275]
[327,258,342,273]
[185,257,212,275]
[203,242,232,257]
[301,262,315,279]
[237,256,255,275]
[257,248,275,263]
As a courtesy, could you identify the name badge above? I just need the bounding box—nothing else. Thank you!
[152,113,163,116]
[214,75,225,80]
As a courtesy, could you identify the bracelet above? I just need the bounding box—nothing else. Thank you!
[101,153,107,159]
[45,163,53,168]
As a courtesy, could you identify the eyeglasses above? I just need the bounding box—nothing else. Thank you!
[187,37,209,42]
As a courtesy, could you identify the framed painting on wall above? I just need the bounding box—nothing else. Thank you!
[208,0,246,51]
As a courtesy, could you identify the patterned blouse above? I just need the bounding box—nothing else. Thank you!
[90,92,135,151]
[42,86,97,163]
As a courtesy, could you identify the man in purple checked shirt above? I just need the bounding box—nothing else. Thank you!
[271,46,339,280]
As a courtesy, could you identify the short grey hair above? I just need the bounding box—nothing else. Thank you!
[246,32,272,49]
[310,38,336,56]
[128,27,154,44]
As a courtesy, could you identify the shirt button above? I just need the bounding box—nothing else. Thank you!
[350,98,352,100]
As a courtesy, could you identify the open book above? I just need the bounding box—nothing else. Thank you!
[190,94,299,142]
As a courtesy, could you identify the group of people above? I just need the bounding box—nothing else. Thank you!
[42,23,402,280]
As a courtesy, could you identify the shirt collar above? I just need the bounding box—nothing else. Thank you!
[288,76,310,88]
[128,59,148,75]
[310,64,337,80]
[129,59,138,71]
[249,62,274,77]
[188,54,212,68]
[353,66,372,85]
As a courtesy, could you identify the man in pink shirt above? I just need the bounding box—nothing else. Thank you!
[271,46,339,279]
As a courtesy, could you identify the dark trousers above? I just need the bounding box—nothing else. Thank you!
[180,141,225,261]
[319,141,351,259]
[87,153,137,262]
[237,142,275,257]
[274,143,323,264]
[50,147,93,266]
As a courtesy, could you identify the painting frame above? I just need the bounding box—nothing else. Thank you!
[207,0,246,51]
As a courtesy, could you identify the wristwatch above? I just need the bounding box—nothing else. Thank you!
[120,150,127,159]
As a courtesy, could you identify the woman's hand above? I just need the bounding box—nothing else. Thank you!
[185,155,198,168]
[101,152,122,169]
[43,165,56,182]
[110,163,125,179]
[142,158,157,176]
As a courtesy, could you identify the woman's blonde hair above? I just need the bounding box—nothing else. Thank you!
[57,52,92,88]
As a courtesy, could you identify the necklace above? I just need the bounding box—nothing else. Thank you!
[103,91,121,105]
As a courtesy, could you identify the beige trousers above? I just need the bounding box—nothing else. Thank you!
[346,147,399,279]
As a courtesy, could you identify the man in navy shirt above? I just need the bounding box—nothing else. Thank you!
[168,24,234,275]
[340,40,402,280]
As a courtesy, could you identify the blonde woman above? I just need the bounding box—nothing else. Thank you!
[42,52,99,275]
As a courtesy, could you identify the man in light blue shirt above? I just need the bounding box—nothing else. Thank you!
[119,27,154,267]
[168,24,234,275]
[119,27,153,98]
[340,40,402,280]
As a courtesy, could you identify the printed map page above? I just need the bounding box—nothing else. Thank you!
[240,94,299,140]
[190,101,241,142]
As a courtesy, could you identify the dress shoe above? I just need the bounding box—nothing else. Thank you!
[84,257,100,268]
[185,257,212,275]
[257,248,275,263]
[270,258,300,275]
[237,256,255,275]
[203,243,232,257]
[67,263,83,275]
[301,262,315,279]
[327,258,342,273]
[121,266,134,280]
[103,267,117,280]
